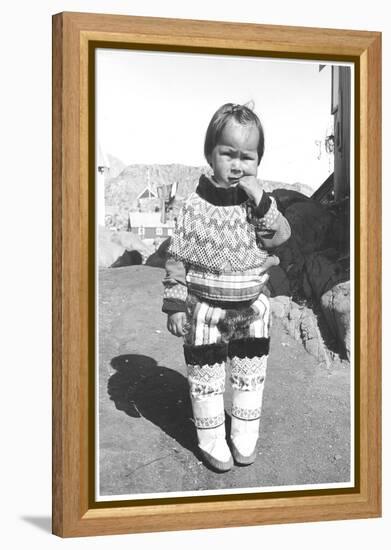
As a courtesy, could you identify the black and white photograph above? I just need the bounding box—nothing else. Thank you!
[95,48,354,501]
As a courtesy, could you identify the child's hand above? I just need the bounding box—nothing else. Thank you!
[258,254,280,273]
[238,176,263,205]
[167,312,187,337]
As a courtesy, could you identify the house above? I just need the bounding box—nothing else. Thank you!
[128,211,175,240]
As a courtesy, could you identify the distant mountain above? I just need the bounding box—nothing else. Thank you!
[104,163,314,216]
[106,154,126,179]
[262,180,314,196]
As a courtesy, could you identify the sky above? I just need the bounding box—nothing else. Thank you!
[96,49,351,190]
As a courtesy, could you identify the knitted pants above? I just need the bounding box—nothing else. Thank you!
[183,293,270,429]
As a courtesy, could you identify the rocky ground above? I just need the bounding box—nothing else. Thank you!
[98,265,351,499]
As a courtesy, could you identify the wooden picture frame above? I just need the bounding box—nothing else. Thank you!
[52,12,381,537]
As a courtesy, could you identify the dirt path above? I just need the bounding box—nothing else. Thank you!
[98,265,351,498]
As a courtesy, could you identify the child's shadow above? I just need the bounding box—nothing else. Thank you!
[108,355,197,455]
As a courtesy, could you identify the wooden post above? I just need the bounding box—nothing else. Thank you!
[333,66,351,201]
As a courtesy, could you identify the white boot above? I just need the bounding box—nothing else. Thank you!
[192,394,233,472]
[230,388,264,465]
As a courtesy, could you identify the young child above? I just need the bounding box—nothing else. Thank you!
[162,103,291,472]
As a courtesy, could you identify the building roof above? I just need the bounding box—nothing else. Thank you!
[136,186,158,200]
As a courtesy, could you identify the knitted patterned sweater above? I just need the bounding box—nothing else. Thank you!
[162,175,291,313]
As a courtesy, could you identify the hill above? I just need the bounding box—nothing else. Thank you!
[104,162,314,217]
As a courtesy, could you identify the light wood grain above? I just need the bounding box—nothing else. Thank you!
[52,12,382,538]
[52,12,63,537]
[362,33,382,514]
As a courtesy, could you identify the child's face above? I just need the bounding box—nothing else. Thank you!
[208,121,259,188]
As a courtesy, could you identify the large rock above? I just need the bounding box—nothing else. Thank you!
[110,231,153,258]
[267,265,291,297]
[111,249,143,268]
[267,190,351,362]
[99,230,124,268]
[269,295,291,318]
[266,193,336,299]
[98,227,154,268]
[284,200,334,255]
[270,297,331,365]
[269,194,350,301]
[320,281,351,359]
[271,188,311,213]
[302,249,348,301]
[145,237,171,268]
[299,309,328,363]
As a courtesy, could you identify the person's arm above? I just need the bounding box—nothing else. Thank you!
[162,256,188,313]
[161,199,190,336]
[251,193,291,249]
[239,176,291,249]
[162,256,188,336]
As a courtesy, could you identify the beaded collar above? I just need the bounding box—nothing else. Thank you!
[196,174,248,206]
